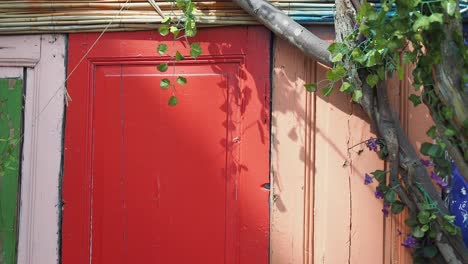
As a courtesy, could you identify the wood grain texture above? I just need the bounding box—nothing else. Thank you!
[271,25,419,264]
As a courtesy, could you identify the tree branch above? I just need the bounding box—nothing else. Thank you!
[232,0,332,67]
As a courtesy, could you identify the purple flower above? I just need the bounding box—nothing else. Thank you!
[382,203,391,217]
[365,138,379,152]
[402,236,419,248]
[354,23,360,30]
[374,189,384,199]
[430,171,448,189]
[364,173,373,185]
[420,159,434,167]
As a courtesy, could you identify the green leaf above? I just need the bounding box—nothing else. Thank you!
[417,210,431,224]
[420,143,444,158]
[326,64,346,82]
[403,51,417,64]
[177,76,187,85]
[405,217,418,227]
[443,214,456,222]
[157,63,169,72]
[441,106,454,120]
[397,63,404,80]
[391,201,405,214]
[175,51,185,61]
[371,170,387,183]
[413,15,431,31]
[161,17,171,24]
[408,94,421,106]
[160,78,170,89]
[422,246,438,258]
[412,226,425,238]
[364,50,382,67]
[168,95,178,106]
[190,42,202,58]
[331,53,343,62]
[157,44,168,55]
[428,13,443,24]
[444,0,457,16]
[444,128,456,137]
[426,126,437,139]
[170,26,180,37]
[352,90,362,102]
[185,19,197,37]
[366,74,379,87]
[158,25,170,36]
[339,82,352,92]
[327,42,348,56]
[322,85,333,97]
[384,190,397,203]
[421,224,429,232]
[305,83,317,92]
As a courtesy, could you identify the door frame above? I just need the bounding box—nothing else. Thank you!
[0,35,66,264]
[62,27,271,263]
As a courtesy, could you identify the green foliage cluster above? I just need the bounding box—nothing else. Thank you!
[156,0,203,106]
[307,0,467,261]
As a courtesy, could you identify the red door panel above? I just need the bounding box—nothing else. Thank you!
[63,27,270,264]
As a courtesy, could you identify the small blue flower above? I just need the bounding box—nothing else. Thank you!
[374,189,384,199]
[365,138,379,152]
[364,173,373,185]
[402,236,419,248]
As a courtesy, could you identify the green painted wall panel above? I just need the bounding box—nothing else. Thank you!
[0,78,23,264]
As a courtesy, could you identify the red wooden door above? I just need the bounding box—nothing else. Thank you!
[62,27,270,264]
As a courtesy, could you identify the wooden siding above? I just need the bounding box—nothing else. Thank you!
[271,25,428,263]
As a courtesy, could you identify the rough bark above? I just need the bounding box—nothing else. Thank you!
[232,0,332,66]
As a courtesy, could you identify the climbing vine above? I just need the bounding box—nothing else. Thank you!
[156,0,202,106]
[306,0,467,262]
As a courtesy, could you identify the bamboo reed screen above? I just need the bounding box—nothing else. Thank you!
[0,1,466,35]
[0,0,337,34]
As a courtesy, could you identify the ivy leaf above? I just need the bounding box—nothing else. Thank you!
[339,82,352,92]
[405,217,418,228]
[420,143,444,158]
[168,96,178,106]
[444,128,456,137]
[421,224,429,232]
[412,226,425,238]
[322,85,334,97]
[170,26,180,37]
[327,42,348,56]
[185,19,197,37]
[413,15,431,31]
[384,190,397,203]
[422,246,438,258]
[190,43,202,58]
[175,51,185,61]
[157,63,169,72]
[177,76,187,85]
[408,94,421,106]
[426,126,437,139]
[161,17,171,24]
[326,64,346,82]
[391,201,405,214]
[417,210,431,224]
[441,106,454,120]
[397,63,404,81]
[371,170,387,183]
[403,51,417,64]
[160,78,170,89]
[365,50,382,67]
[159,25,170,36]
[366,74,379,87]
[331,53,343,62]
[157,44,168,55]
[444,0,457,16]
[305,83,317,92]
[352,90,362,102]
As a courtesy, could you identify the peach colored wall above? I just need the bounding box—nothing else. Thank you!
[270,26,427,263]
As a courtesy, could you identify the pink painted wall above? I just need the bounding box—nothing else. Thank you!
[270,25,430,263]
